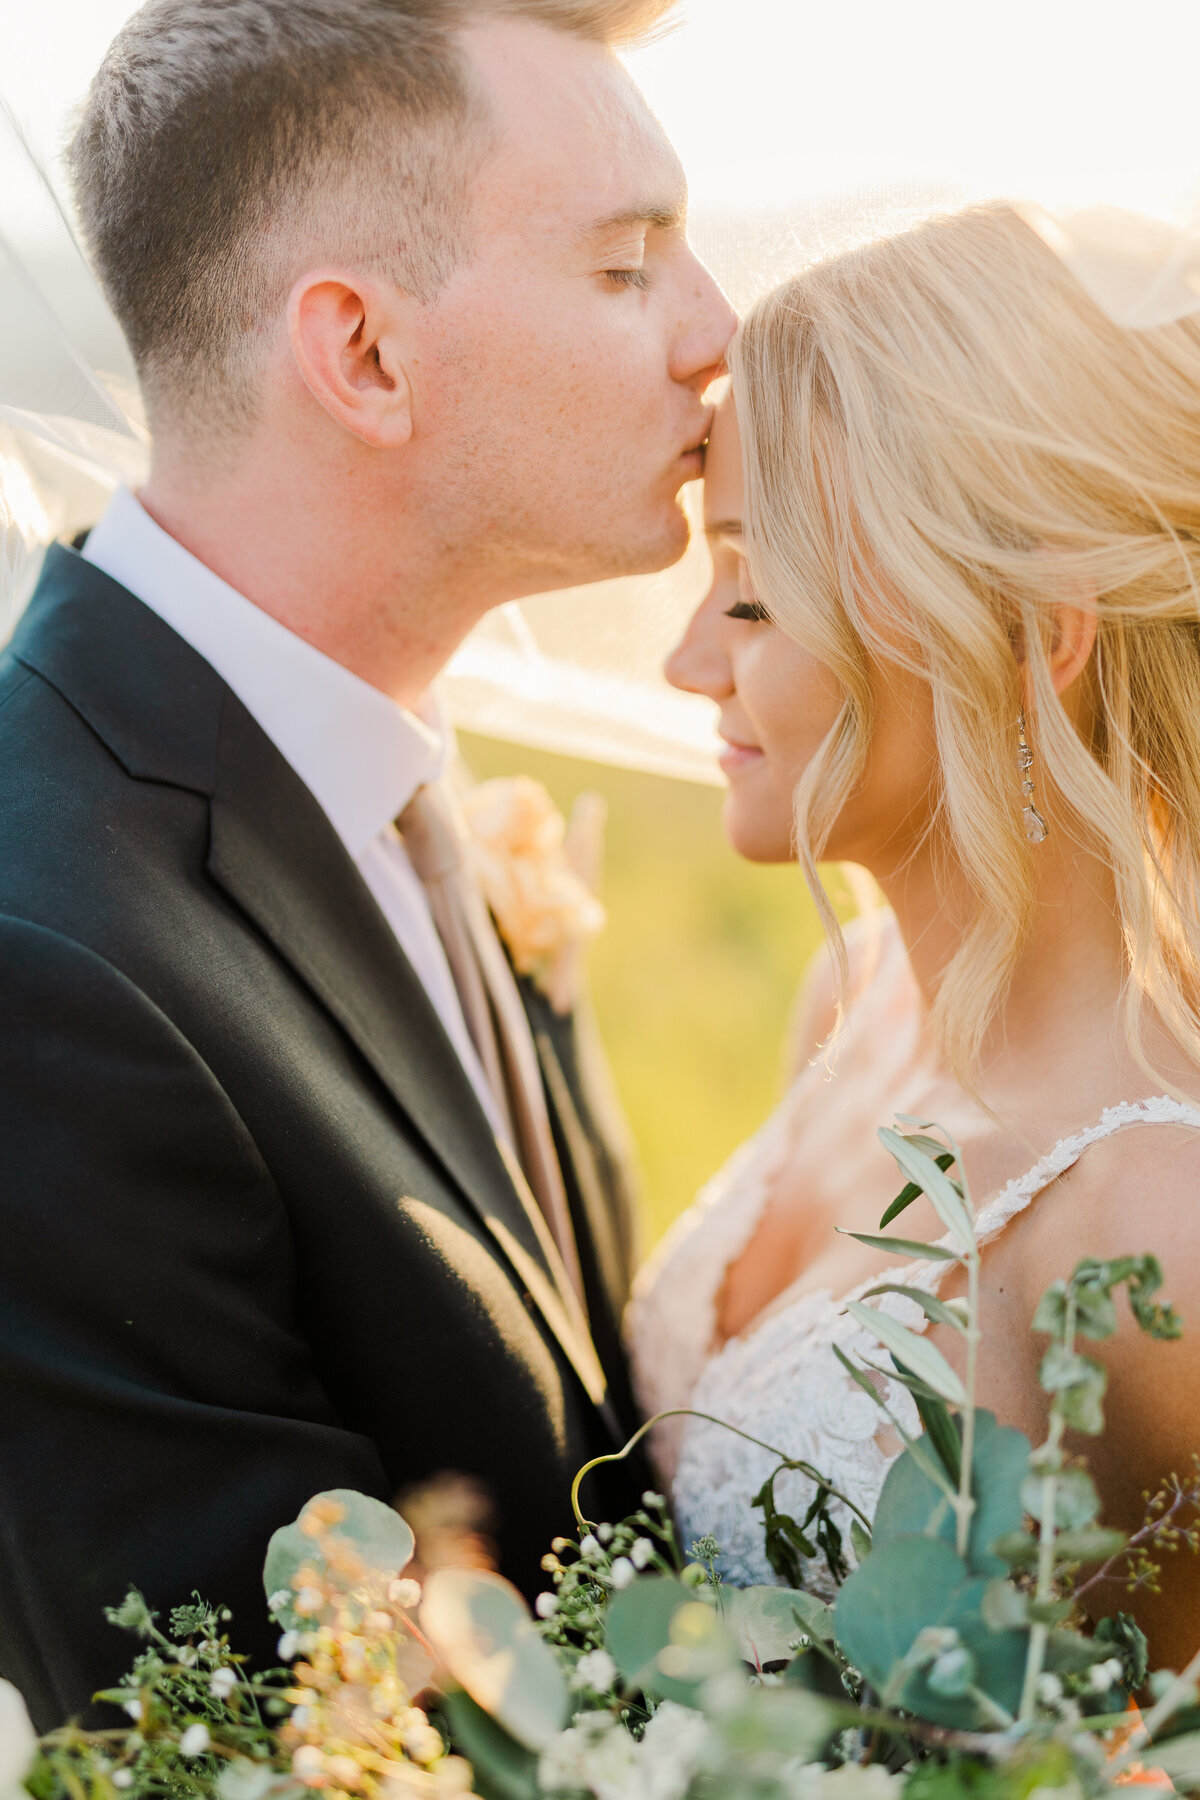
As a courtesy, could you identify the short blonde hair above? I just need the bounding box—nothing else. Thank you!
[732,203,1200,1085]
[69,0,676,438]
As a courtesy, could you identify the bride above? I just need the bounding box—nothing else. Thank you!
[626,200,1200,1666]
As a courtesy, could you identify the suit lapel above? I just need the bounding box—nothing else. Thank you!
[207,700,611,1414]
[16,550,613,1426]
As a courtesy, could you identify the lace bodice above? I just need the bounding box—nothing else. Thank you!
[626,945,1200,1592]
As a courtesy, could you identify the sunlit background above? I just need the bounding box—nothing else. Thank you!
[4,0,1200,1239]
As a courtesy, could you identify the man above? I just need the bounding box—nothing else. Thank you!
[0,0,734,1727]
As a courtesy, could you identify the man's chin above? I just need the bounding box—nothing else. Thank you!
[592,508,693,581]
[505,506,693,596]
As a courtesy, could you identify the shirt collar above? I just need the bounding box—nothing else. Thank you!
[82,486,445,857]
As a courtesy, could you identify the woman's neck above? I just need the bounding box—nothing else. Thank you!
[872,825,1130,1106]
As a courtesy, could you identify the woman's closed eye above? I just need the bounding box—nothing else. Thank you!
[725,599,772,623]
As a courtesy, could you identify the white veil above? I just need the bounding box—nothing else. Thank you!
[5,84,1200,786]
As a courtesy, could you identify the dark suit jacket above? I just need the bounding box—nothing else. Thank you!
[0,546,645,1730]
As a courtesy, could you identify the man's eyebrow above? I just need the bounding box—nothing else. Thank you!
[577,203,686,243]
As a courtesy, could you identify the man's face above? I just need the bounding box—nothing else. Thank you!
[411,18,737,593]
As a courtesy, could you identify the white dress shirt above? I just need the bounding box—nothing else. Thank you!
[83,485,504,1134]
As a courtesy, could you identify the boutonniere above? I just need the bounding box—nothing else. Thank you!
[461,776,606,1015]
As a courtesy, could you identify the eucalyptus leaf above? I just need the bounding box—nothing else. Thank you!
[850,1520,872,1564]
[846,1303,966,1404]
[878,1128,974,1250]
[721,1587,833,1666]
[605,1577,739,1705]
[1149,1732,1200,1792]
[1038,1343,1108,1435]
[834,1535,1026,1728]
[1053,1526,1127,1563]
[1073,1281,1119,1340]
[989,1531,1038,1567]
[420,1568,568,1751]
[1028,1598,1075,1627]
[928,1645,975,1696]
[1032,1282,1068,1336]
[1044,1627,1107,1673]
[872,1411,1031,1578]
[1021,1466,1100,1529]
[262,1490,415,1628]
[440,1691,539,1800]
[839,1229,961,1262]
[861,1284,968,1332]
[981,1580,1028,1631]
[706,1686,846,1765]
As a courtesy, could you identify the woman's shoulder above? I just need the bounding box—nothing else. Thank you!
[987,1094,1200,1313]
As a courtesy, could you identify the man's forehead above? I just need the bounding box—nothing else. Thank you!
[462,18,685,230]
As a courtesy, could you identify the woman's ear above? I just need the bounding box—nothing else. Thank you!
[1020,551,1099,705]
[1044,594,1098,700]
[287,268,414,449]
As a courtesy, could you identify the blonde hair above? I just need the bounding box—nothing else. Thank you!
[69,0,675,439]
[731,202,1200,1085]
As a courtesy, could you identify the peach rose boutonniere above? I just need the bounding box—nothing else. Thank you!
[461,775,606,1015]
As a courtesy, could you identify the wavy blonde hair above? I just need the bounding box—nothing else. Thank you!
[731,202,1200,1085]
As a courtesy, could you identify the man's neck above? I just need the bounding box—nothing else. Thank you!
[138,461,503,712]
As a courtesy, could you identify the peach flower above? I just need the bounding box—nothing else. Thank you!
[461,777,606,1014]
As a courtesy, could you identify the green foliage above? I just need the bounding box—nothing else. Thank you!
[753,1464,851,1590]
[834,1536,1027,1728]
[421,1569,568,1752]
[262,1488,414,1630]
[871,1413,1030,1579]
[1094,1612,1149,1689]
[845,1303,966,1406]
[876,1130,972,1251]
[718,1585,834,1667]
[29,1590,289,1800]
[902,1741,1077,1800]
[605,1577,738,1705]
[438,1693,538,1800]
[878,1149,959,1230]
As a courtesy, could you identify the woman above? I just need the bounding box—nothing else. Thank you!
[626,202,1200,1665]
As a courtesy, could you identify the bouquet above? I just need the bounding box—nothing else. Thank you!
[7,1121,1200,1800]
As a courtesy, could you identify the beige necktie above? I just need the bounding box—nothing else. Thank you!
[398,783,587,1312]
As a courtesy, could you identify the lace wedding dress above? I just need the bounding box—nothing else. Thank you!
[625,918,1200,1595]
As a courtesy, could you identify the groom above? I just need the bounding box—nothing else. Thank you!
[0,0,733,1729]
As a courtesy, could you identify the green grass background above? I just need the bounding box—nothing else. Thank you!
[460,732,846,1247]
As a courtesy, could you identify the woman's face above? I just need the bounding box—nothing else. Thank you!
[665,393,937,869]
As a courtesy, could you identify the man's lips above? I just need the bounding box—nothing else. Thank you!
[678,411,715,471]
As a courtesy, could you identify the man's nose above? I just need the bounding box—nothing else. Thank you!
[664,588,734,699]
[669,250,738,389]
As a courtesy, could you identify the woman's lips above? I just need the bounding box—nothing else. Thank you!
[718,736,765,776]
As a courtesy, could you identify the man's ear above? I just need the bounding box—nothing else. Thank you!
[287,269,415,449]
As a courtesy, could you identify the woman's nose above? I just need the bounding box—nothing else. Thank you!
[664,587,734,699]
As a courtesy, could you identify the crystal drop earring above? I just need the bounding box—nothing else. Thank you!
[1016,710,1048,845]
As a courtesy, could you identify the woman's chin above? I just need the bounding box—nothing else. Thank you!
[722,796,795,865]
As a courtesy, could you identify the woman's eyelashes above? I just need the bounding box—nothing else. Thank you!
[725,599,772,623]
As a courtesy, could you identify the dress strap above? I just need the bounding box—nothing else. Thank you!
[971,1096,1200,1248]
